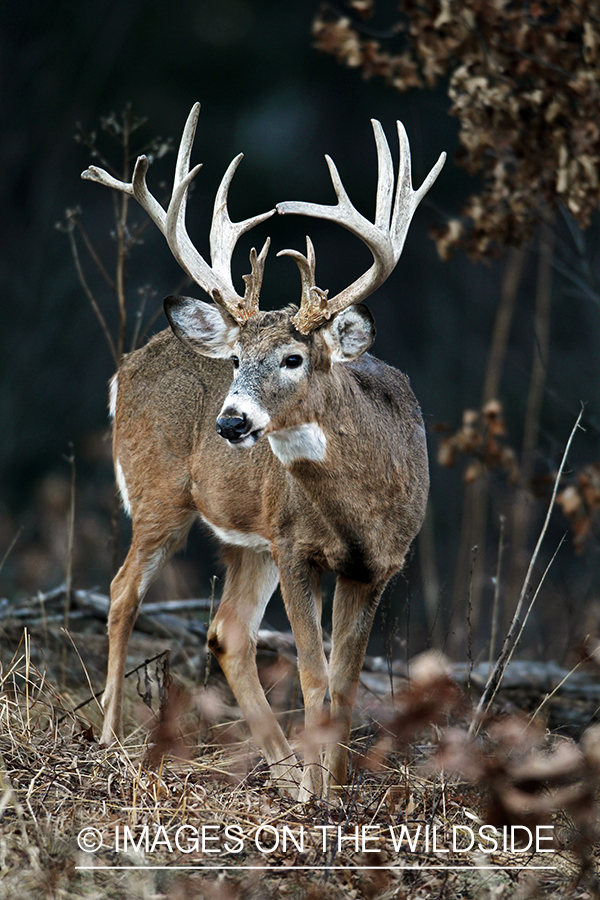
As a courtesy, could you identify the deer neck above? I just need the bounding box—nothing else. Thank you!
[266,367,369,515]
[265,362,349,470]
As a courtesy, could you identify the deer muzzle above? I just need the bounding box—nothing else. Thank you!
[216,414,251,443]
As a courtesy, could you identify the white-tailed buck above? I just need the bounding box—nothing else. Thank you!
[82,103,445,799]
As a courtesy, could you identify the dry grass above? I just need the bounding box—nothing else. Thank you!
[0,632,598,900]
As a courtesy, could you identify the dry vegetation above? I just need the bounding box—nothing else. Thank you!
[0,616,599,899]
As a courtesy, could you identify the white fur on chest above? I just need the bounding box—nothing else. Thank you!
[268,422,327,465]
[200,515,271,552]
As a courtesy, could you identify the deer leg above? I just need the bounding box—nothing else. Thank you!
[101,515,193,747]
[278,562,329,801]
[325,577,383,790]
[207,548,302,797]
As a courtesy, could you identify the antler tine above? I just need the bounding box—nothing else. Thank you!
[373,119,394,232]
[209,154,276,321]
[277,236,329,333]
[164,160,218,289]
[174,103,200,209]
[277,120,446,334]
[162,104,235,294]
[168,101,203,250]
[241,238,272,319]
[391,120,447,261]
[82,103,276,325]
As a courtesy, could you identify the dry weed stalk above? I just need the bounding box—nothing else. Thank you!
[474,408,584,727]
[57,107,174,576]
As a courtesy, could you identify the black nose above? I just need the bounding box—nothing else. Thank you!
[216,414,249,442]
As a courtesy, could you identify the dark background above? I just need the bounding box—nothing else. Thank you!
[2,0,599,663]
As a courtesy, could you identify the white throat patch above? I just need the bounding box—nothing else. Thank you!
[268,422,327,465]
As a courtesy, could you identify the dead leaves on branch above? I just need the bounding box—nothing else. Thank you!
[364,651,468,770]
[358,651,600,870]
[433,718,600,855]
[436,399,519,484]
[313,1,600,257]
[556,462,600,553]
[366,655,600,861]
[436,400,600,551]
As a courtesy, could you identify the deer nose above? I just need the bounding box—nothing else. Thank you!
[216,414,249,442]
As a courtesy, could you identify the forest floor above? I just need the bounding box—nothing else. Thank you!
[0,605,599,900]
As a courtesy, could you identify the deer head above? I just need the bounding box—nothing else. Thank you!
[83,103,445,450]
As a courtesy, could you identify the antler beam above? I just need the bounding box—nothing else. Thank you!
[277,120,446,334]
[81,103,275,324]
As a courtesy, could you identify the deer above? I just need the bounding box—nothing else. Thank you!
[82,102,445,801]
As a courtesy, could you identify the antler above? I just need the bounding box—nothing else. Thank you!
[276,236,329,325]
[81,103,275,324]
[277,120,446,335]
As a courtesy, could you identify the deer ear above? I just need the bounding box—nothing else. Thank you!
[323,304,375,361]
[164,295,240,358]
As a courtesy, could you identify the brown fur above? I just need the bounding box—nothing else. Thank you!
[103,310,429,800]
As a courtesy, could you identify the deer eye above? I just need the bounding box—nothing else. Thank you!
[282,354,303,369]
[231,355,240,369]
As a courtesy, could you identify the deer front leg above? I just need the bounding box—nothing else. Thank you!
[207,548,302,798]
[325,577,383,790]
[101,517,193,747]
[278,560,329,802]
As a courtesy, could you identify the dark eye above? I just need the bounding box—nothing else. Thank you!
[231,355,239,369]
[282,354,303,369]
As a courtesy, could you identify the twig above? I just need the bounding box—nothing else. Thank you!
[466,545,478,702]
[59,650,169,722]
[0,526,23,578]
[130,286,149,352]
[502,535,567,686]
[471,407,584,733]
[114,107,131,364]
[24,628,31,735]
[62,446,76,689]
[74,215,116,291]
[66,225,117,365]
[61,629,105,719]
[529,653,586,725]
[488,514,506,677]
